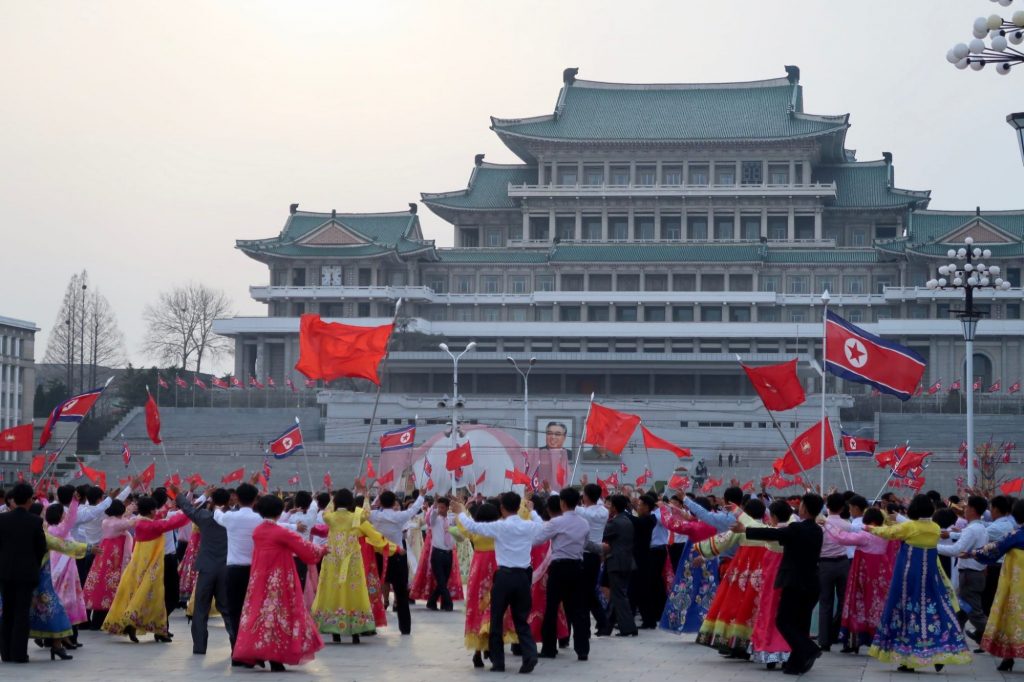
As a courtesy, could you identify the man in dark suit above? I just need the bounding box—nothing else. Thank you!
[176,487,234,654]
[599,494,637,637]
[740,493,824,675]
[0,483,48,663]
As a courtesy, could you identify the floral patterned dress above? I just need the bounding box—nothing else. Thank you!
[459,527,517,651]
[47,499,88,625]
[30,534,88,639]
[658,509,718,634]
[975,526,1024,660]
[867,520,972,669]
[233,521,327,666]
[83,516,135,612]
[827,525,897,649]
[178,523,201,601]
[101,513,191,637]
[311,506,396,636]
[749,527,789,665]
[409,526,465,602]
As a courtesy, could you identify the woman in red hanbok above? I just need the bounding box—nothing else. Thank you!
[83,500,137,624]
[522,497,569,643]
[749,500,794,668]
[178,522,201,606]
[410,518,464,603]
[233,495,328,672]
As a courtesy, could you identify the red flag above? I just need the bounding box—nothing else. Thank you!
[249,376,265,389]
[741,480,755,492]
[640,425,691,458]
[445,441,473,471]
[741,359,806,411]
[0,423,33,451]
[555,461,566,487]
[376,469,395,488]
[504,468,531,486]
[323,472,333,490]
[185,473,207,487]
[619,461,628,474]
[605,472,619,488]
[211,377,229,389]
[221,467,245,484]
[875,445,908,469]
[162,473,181,490]
[267,377,276,388]
[30,454,45,475]
[700,477,723,493]
[597,477,609,498]
[927,381,942,395]
[193,375,208,390]
[667,474,689,490]
[912,383,923,398]
[269,423,304,459]
[949,379,962,392]
[476,470,487,486]
[973,377,982,392]
[79,462,107,491]
[287,473,300,485]
[145,391,162,445]
[366,459,377,480]
[286,378,297,393]
[175,375,188,389]
[140,462,156,487]
[158,374,170,390]
[893,451,931,476]
[256,473,268,492]
[583,403,641,455]
[295,314,393,384]
[380,425,416,452]
[305,378,317,389]
[825,311,926,400]
[121,442,131,468]
[635,469,652,486]
[1000,477,1024,495]
[908,476,926,491]
[1010,381,1021,394]
[230,376,243,388]
[778,418,838,475]
[424,478,435,491]
[17,471,24,482]
[988,380,1002,393]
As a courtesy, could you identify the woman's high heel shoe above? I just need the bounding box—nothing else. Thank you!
[351,635,360,644]
[998,659,1014,672]
[270,662,286,672]
[473,651,485,668]
[50,648,73,661]
[124,626,139,644]
[154,634,172,643]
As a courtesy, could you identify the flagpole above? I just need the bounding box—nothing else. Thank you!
[735,356,812,481]
[569,392,595,485]
[37,375,115,484]
[294,416,314,491]
[356,298,403,484]
[873,441,911,501]
[820,290,831,491]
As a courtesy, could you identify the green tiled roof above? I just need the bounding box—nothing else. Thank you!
[437,249,549,263]
[909,210,1024,244]
[550,243,763,262]
[813,161,929,209]
[765,249,879,264]
[422,163,536,210]
[491,75,848,143]
[279,211,417,245]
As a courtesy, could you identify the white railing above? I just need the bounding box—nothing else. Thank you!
[883,286,1024,301]
[508,181,837,198]
[250,285,434,301]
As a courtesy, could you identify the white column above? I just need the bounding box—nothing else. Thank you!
[12,363,20,427]
[681,205,688,242]
[522,210,529,241]
[787,206,796,242]
[708,206,715,242]
[814,208,823,241]
[629,161,637,186]
[789,160,796,186]
[627,206,635,240]
[654,203,662,240]
[537,156,545,185]
[601,207,609,242]
[575,208,582,241]
[761,207,768,239]
[548,209,556,243]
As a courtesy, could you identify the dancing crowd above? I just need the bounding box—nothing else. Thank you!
[1,473,1023,676]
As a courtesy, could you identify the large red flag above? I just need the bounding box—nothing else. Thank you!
[1000,477,1024,495]
[583,403,641,455]
[640,425,691,458]
[376,469,395,488]
[741,359,806,411]
[140,462,156,488]
[79,462,107,490]
[700,477,723,493]
[221,467,245,484]
[778,418,838,475]
[667,474,689,490]
[893,450,931,476]
[446,441,474,471]
[295,314,393,385]
[30,454,45,475]
[145,391,162,445]
[366,458,377,480]
[0,423,33,451]
[874,445,908,469]
[504,468,532,486]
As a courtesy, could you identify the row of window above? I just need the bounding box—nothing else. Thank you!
[546,161,805,187]
[0,335,27,359]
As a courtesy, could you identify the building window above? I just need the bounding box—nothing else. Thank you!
[426,275,448,293]
[561,274,584,291]
[661,216,682,240]
[425,306,447,321]
[1006,303,1021,319]
[272,269,287,286]
[644,307,666,321]
[635,215,655,240]
[559,306,581,321]
[847,308,864,323]
[687,215,708,240]
[509,307,528,322]
[672,306,694,322]
[673,273,697,291]
[702,274,725,292]
[874,306,894,321]
[557,166,578,185]
[509,276,527,294]
[535,307,554,321]
[768,164,789,185]
[481,307,501,322]
[584,166,604,185]
[759,275,779,292]
[688,164,709,185]
[616,306,638,322]
[789,309,806,322]
[715,163,736,186]
[454,307,474,321]
[787,275,810,294]
[460,227,480,247]
[767,216,788,240]
[292,302,305,316]
[851,228,867,246]
[701,307,723,322]
[486,229,502,247]
[529,217,549,241]
[875,223,898,239]
[844,276,866,295]
[535,275,554,292]
[794,216,815,240]
[321,265,342,286]
[556,217,575,241]
[589,274,612,292]
[357,302,371,317]
[617,274,640,291]
[759,308,779,321]
[741,161,763,185]
[358,268,372,286]
[588,306,610,321]
[454,275,474,293]
[714,216,735,240]
[582,216,602,241]
[663,166,682,185]
[645,274,668,291]
[909,304,929,319]
[609,216,628,240]
[730,274,753,292]
[874,277,893,295]
[481,275,501,294]
[729,306,751,322]
[1006,267,1021,286]
[741,216,761,240]
[636,166,656,185]
[610,166,630,186]
[815,276,835,294]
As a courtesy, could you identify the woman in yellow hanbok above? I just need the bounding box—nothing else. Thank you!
[311,489,397,643]
[102,496,190,642]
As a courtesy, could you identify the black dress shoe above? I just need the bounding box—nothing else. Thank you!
[538,650,557,659]
[594,629,611,637]
[519,658,537,674]
[577,654,588,661]
[490,665,506,672]
[270,662,286,672]
[472,651,485,668]
[615,631,638,637]
[998,659,1014,672]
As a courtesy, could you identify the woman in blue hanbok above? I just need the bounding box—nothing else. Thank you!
[657,501,719,634]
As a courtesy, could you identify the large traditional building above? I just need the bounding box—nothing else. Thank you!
[213,67,1024,463]
[0,315,37,485]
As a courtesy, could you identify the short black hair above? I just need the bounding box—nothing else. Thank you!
[334,488,355,511]
[967,495,989,517]
[862,507,885,526]
[608,494,629,514]
[826,492,846,514]
[294,491,312,510]
[316,492,331,509]
[436,496,450,507]
[152,487,168,506]
[9,483,33,505]
[236,483,259,506]
[1012,499,1024,525]
[29,502,43,516]
[769,499,792,523]
[545,495,561,516]
[211,488,231,506]
[722,486,743,505]
[57,484,75,506]
[583,483,602,504]
[258,494,284,519]
[106,499,126,517]
[744,498,766,520]
[907,494,935,521]
[86,486,105,505]
[474,502,500,522]
[137,496,158,516]
[44,503,64,526]
[847,495,868,512]
[500,492,521,514]
[692,496,712,511]
[558,487,580,509]
[801,493,824,517]
[639,493,658,511]
[378,490,397,509]
[933,507,957,529]
[992,495,1012,516]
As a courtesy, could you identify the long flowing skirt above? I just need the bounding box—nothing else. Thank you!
[101,538,169,637]
[303,562,319,611]
[83,536,130,612]
[359,539,388,628]
[409,531,465,601]
[659,539,719,634]
[867,545,971,668]
[30,558,73,639]
[234,561,323,666]
[696,544,766,655]
[50,550,87,625]
[749,550,789,664]
[981,547,1024,659]
[464,549,517,650]
[178,528,201,600]
[839,548,895,648]
[311,537,376,636]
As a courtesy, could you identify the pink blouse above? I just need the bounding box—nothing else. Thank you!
[659,505,717,542]
[827,526,891,555]
[101,516,136,540]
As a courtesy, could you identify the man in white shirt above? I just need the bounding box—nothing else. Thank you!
[369,490,424,634]
[818,493,851,652]
[574,482,609,634]
[984,495,1017,614]
[425,497,455,611]
[454,492,543,674]
[213,482,262,659]
[939,495,991,646]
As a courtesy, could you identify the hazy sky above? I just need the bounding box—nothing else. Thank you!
[3,1,1023,374]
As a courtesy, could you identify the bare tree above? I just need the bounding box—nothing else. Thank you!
[142,283,233,372]
[44,270,126,395]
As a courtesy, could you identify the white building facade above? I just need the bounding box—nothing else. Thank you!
[0,315,37,484]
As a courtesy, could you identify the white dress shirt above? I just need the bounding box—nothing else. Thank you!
[847,516,864,559]
[428,507,454,551]
[987,515,1018,564]
[574,503,609,545]
[939,519,989,572]
[369,495,424,547]
[288,499,319,542]
[458,511,543,568]
[72,486,132,545]
[215,506,263,565]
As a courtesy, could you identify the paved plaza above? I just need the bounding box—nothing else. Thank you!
[9,604,1016,682]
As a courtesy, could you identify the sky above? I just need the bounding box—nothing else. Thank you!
[2,0,1023,374]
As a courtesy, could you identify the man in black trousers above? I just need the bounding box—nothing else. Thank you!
[599,494,638,637]
[0,483,48,663]
[740,493,824,676]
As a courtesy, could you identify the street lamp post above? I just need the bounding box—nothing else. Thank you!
[440,342,476,493]
[1007,112,1024,164]
[926,237,1013,487]
[506,357,537,449]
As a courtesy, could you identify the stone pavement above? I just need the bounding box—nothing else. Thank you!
[9,605,1014,681]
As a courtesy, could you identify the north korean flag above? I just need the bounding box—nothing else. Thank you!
[824,311,926,401]
[39,387,105,448]
[269,422,304,459]
[1011,381,1021,395]
[841,430,877,457]
[380,425,416,452]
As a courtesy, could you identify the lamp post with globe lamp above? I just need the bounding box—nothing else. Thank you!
[506,356,537,449]
[925,237,1013,487]
[439,342,475,493]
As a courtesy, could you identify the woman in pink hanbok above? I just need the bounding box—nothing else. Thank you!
[46,496,88,628]
[83,499,138,626]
